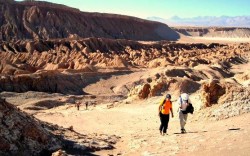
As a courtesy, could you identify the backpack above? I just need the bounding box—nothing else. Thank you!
[159,99,165,112]
[185,103,194,114]
[160,99,172,113]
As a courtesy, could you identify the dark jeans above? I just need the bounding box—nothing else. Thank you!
[159,113,170,133]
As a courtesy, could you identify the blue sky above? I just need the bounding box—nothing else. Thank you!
[16,0,250,19]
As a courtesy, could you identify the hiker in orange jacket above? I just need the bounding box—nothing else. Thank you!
[158,94,174,135]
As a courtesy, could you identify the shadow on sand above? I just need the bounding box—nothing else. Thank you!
[173,128,241,135]
[173,130,208,135]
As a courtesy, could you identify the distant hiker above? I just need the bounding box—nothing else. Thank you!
[75,102,80,111]
[158,94,174,135]
[178,93,192,133]
[85,102,88,110]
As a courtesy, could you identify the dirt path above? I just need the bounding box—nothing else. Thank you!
[35,97,250,156]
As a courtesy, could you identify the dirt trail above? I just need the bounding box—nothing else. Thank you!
[35,96,250,156]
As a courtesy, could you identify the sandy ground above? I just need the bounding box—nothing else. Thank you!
[34,96,250,156]
[140,34,250,44]
[176,34,250,44]
[191,37,250,43]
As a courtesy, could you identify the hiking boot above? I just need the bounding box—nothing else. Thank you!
[181,129,186,133]
[163,133,168,136]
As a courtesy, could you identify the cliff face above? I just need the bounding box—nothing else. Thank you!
[0,1,179,41]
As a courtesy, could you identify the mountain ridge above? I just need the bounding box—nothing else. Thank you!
[0,1,179,41]
[147,15,250,28]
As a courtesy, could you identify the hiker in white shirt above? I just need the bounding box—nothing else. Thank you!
[177,93,191,133]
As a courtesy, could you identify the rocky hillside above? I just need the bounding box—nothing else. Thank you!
[0,97,118,155]
[0,1,179,41]
[173,27,250,38]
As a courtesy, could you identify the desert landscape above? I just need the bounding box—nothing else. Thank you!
[0,1,250,156]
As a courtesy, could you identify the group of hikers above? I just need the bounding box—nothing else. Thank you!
[158,92,194,135]
[75,102,88,110]
[75,92,192,135]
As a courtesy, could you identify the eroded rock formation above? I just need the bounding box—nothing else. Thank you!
[201,79,226,108]
[2,39,247,94]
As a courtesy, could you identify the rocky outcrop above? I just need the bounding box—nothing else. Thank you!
[210,84,250,120]
[138,83,151,99]
[150,79,168,97]
[0,97,119,155]
[52,149,68,156]
[0,97,62,155]
[201,79,226,108]
[0,1,179,41]
[196,81,250,120]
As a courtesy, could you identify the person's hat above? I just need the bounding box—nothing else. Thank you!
[166,94,171,99]
[181,93,189,101]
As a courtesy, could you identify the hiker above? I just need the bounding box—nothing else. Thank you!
[75,102,80,111]
[85,101,88,110]
[178,93,191,133]
[158,94,174,135]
